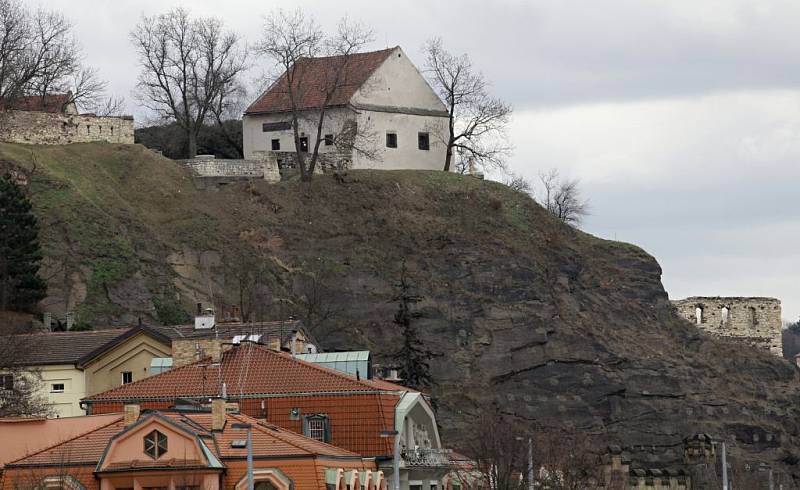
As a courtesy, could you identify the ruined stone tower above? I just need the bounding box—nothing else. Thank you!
[672,297,782,356]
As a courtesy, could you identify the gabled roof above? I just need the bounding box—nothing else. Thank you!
[4,328,133,366]
[244,47,396,115]
[84,343,410,403]
[6,411,357,468]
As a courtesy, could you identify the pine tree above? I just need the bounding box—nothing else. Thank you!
[0,173,46,312]
[392,262,434,390]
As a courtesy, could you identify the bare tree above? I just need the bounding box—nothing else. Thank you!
[467,408,531,490]
[258,9,374,181]
[537,168,589,226]
[423,37,512,173]
[0,0,113,112]
[504,173,533,195]
[131,8,247,158]
[0,329,52,418]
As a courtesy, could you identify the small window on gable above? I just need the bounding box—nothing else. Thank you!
[695,305,704,325]
[122,371,133,384]
[302,413,330,443]
[386,132,398,148]
[271,138,280,151]
[51,383,65,393]
[143,429,168,459]
[1,374,13,391]
[299,136,309,153]
[721,306,730,324]
[324,134,334,146]
[418,132,430,151]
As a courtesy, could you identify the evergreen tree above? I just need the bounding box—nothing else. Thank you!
[0,173,46,312]
[392,262,434,390]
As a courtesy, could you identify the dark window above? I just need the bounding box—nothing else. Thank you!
[271,138,280,151]
[302,414,331,443]
[1,374,13,391]
[122,371,133,384]
[51,383,65,393]
[386,133,398,148]
[418,132,430,150]
[299,137,309,152]
[143,430,168,459]
[86,125,90,135]
[324,134,334,146]
[262,121,292,132]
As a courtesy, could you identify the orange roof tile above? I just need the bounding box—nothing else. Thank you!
[244,48,395,115]
[84,343,410,403]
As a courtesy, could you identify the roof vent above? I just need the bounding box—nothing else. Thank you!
[195,309,216,330]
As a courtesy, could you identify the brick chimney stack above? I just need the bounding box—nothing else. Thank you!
[211,398,226,431]
[123,404,140,426]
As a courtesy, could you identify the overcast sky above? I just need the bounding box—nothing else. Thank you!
[43,0,800,321]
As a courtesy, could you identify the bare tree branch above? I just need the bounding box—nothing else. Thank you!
[537,168,590,226]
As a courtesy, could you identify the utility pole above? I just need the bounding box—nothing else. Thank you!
[381,429,402,490]
[721,441,728,490]
[233,422,254,490]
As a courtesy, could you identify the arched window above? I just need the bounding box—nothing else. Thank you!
[695,305,704,325]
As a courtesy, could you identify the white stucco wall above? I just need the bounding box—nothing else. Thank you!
[243,46,449,171]
[37,364,86,418]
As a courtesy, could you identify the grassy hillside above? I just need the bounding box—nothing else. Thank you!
[3,142,800,482]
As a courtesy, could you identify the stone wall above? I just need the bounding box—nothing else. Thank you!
[0,110,134,145]
[672,297,782,355]
[183,154,280,183]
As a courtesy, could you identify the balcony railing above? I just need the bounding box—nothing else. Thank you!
[400,448,452,467]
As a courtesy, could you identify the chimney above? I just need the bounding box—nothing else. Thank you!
[211,398,226,431]
[197,303,203,315]
[123,404,140,426]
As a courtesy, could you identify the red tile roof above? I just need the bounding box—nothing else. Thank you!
[6,411,357,468]
[244,48,396,115]
[84,343,410,402]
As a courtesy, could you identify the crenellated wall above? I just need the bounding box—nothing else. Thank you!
[672,296,782,355]
[0,110,134,145]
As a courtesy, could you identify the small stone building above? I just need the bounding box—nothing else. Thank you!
[672,296,782,355]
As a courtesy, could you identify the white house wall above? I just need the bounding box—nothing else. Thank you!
[352,109,447,170]
[243,108,355,160]
[37,364,86,417]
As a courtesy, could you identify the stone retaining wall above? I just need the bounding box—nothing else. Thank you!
[672,296,782,355]
[183,155,280,182]
[0,110,134,145]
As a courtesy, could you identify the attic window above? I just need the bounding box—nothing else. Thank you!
[144,430,168,459]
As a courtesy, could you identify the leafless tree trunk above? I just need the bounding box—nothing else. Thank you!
[131,8,247,158]
[0,326,52,418]
[0,0,113,112]
[423,38,512,173]
[258,9,374,182]
[537,168,589,226]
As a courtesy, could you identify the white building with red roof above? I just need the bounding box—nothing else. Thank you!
[243,46,449,172]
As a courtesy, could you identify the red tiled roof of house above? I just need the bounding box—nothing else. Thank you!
[84,343,410,402]
[244,47,396,115]
[0,93,71,113]
[6,411,357,468]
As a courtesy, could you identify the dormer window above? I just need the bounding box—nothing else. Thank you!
[144,430,168,459]
[302,414,330,443]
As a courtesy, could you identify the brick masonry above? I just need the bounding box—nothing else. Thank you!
[0,110,134,145]
[672,296,782,355]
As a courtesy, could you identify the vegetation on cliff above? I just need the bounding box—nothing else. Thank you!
[2,141,800,482]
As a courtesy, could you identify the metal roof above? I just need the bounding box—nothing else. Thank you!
[295,351,370,363]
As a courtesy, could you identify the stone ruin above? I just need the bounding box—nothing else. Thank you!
[181,154,280,188]
[0,110,134,145]
[672,296,782,356]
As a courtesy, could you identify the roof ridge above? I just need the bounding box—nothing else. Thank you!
[8,415,123,465]
[84,353,215,401]
[12,327,131,337]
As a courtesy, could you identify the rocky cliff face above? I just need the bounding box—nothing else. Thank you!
[3,142,800,480]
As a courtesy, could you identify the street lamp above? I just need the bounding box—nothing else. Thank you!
[515,436,534,490]
[380,430,401,490]
[233,423,253,490]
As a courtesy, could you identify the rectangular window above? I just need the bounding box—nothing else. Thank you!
[302,414,330,443]
[324,134,334,146]
[418,132,430,151]
[121,371,133,384]
[299,137,309,152]
[51,383,65,393]
[1,374,13,391]
[262,121,291,132]
[271,138,280,151]
[386,132,398,148]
